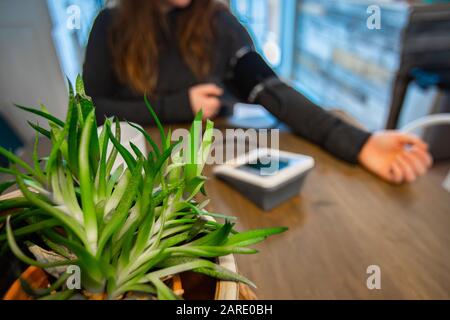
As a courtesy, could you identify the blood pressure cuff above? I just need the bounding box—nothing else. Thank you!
[231,50,371,164]
[232,50,277,100]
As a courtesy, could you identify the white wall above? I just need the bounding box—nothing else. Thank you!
[0,0,68,144]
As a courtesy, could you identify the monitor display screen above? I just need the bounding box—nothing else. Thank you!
[237,156,292,176]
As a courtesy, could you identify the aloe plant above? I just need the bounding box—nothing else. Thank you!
[0,76,286,300]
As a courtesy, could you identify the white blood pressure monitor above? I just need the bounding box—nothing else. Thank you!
[213,148,314,210]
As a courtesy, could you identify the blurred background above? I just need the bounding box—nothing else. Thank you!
[1,0,450,165]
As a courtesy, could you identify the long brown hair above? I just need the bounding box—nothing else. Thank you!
[110,0,223,94]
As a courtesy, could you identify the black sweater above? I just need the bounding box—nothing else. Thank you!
[83,8,371,164]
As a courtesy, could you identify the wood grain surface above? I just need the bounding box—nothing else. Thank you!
[148,121,450,299]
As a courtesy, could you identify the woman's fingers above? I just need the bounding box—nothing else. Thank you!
[395,155,417,183]
[392,134,432,184]
[205,96,221,109]
[402,150,427,176]
[202,97,220,113]
[198,85,222,119]
[202,96,221,119]
[361,131,432,184]
[387,146,432,184]
[389,161,404,184]
[409,146,433,168]
[189,83,224,116]
[197,84,224,97]
[398,133,429,150]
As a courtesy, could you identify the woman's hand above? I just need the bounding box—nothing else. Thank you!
[358,131,433,184]
[189,83,223,120]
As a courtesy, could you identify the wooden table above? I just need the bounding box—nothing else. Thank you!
[2,121,449,299]
[147,121,450,300]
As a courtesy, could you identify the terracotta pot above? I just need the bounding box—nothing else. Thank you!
[3,266,233,300]
[3,266,49,300]
[1,191,241,300]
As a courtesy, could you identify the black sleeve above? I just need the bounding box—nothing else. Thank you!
[255,80,371,164]
[220,10,372,164]
[215,9,255,56]
[82,9,194,125]
[232,51,371,164]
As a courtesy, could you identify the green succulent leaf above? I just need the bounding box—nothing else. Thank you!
[158,257,256,288]
[97,160,143,255]
[0,146,45,184]
[0,218,59,241]
[187,221,233,246]
[225,227,288,247]
[106,122,137,170]
[6,216,76,269]
[127,121,160,157]
[27,121,51,139]
[67,94,80,174]
[144,94,166,147]
[148,275,180,300]
[15,104,65,127]
[78,110,98,253]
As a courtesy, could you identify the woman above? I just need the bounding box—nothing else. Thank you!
[83,0,432,184]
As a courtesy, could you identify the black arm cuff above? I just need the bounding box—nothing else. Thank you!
[230,50,371,163]
[232,51,277,100]
[255,81,371,164]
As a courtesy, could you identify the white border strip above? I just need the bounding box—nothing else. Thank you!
[213,148,315,189]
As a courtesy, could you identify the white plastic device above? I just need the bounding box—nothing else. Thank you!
[213,148,315,190]
[400,113,450,192]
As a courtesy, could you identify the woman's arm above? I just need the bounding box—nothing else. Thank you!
[222,13,431,183]
[82,9,194,125]
[234,51,371,164]
[219,10,370,163]
[253,76,371,164]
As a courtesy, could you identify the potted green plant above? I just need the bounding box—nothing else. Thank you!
[0,76,286,300]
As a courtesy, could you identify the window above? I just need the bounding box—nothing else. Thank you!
[47,0,104,83]
[47,0,401,130]
[232,0,412,130]
[230,0,296,78]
